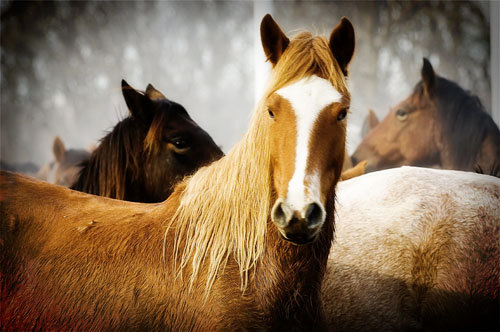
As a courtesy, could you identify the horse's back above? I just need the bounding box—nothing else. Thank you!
[0,171,176,330]
[325,167,499,331]
[0,170,159,230]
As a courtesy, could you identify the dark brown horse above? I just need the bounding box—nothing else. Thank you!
[352,58,500,175]
[70,80,223,202]
[0,14,354,330]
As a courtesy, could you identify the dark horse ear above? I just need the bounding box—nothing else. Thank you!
[421,58,436,95]
[53,136,66,163]
[260,14,289,67]
[145,83,168,101]
[329,17,355,76]
[121,79,153,121]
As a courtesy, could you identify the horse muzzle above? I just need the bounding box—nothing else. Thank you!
[271,198,326,245]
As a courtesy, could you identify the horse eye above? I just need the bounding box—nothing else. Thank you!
[396,109,409,121]
[173,139,188,148]
[337,108,348,121]
[267,108,275,119]
[170,137,191,152]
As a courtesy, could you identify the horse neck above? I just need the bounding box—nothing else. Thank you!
[71,148,126,199]
[251,190,336,329]
[72,122,143,200]
[434,83,498,171]
[168,112,272,293]
[474,124,500,176]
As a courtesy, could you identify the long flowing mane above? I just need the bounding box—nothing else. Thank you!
[71,107,167,200]
[414,77,500,170]
[166,31,350,294]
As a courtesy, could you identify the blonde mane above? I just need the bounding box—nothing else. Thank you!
[165,30,349,295]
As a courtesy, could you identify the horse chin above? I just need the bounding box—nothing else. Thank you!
[278,229,317,246]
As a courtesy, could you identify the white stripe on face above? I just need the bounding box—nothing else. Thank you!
[276,75,342,216]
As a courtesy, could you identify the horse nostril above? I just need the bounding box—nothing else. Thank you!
[305,202,324,227]
[271,201,288,227]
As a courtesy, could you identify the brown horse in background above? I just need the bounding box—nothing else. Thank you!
[35,136,92,187]
[0,14,355,331]
[324,167,499,331]
[352,58,500,175]
[71,80,223,202]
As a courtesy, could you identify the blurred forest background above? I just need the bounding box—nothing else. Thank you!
[0,0,494,167]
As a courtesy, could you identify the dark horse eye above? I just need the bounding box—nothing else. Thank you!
[267,108,275,119]
[337,108,348,121]
[396,109,409,121]
[170,137,191,152]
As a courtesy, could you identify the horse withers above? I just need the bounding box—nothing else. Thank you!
[352,58,500,175]
[71,80,224,202]
[0,14,355,331]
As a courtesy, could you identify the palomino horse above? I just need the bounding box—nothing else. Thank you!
[0,14,354,330]
[352,58,500,175]
[323,167,499,331]
[71,80,223,202]
[36,136,91,187]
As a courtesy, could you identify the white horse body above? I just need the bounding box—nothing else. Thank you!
[324,166,499,331]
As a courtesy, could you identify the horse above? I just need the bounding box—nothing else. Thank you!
[323,166,499,331]
[0,14,355,330]
[70,80,223,202]
[35,136,91,187]
[351,58,500,175]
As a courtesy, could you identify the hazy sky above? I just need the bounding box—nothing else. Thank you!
[1,1,491,166]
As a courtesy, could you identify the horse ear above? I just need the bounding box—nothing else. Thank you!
[421,58,436,95]
[329,17,355,76]
[53,136,66,163]
[260,14,289,67]
[121,79,153,120]
[145,84,168,101]
[368,109,379,129]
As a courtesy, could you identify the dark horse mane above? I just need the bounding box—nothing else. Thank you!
[72,117,141,201]
[414,76,500,172]
[71,105,172,201]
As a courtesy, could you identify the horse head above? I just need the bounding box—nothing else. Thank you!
[260,15,354,244]
[71,81,223,202]
[352,58,443,172]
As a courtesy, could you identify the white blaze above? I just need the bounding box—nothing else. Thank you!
[276,75,342,217]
